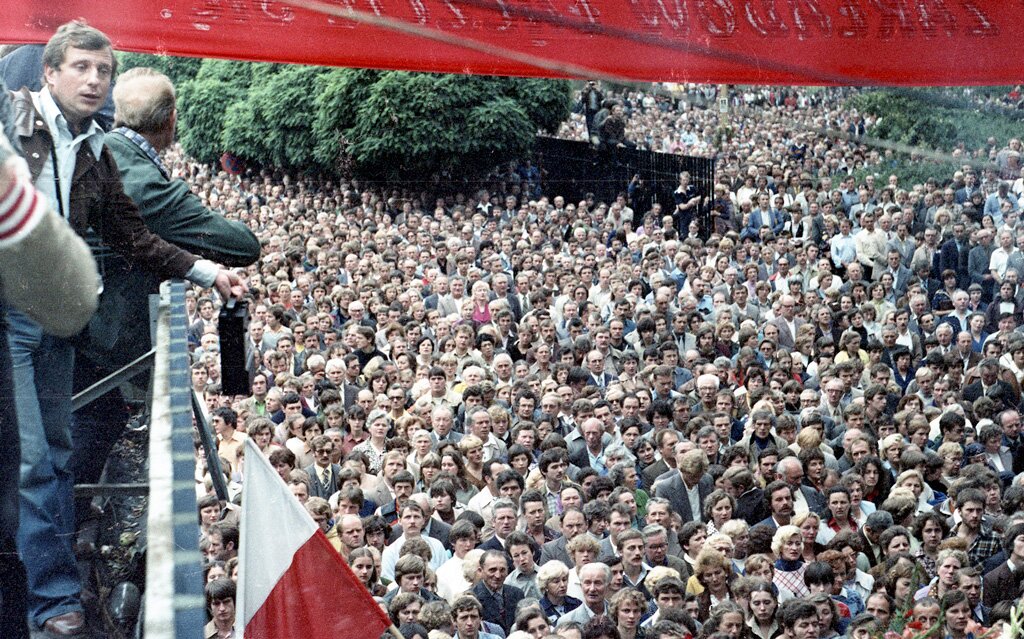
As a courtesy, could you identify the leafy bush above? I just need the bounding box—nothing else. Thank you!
[851,89,1023,154]
[147,55,571,178]
[116,52,201,87]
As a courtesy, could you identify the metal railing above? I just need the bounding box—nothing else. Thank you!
[71,280,228,637]
[144,281,210,638]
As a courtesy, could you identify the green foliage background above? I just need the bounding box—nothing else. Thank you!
[849,88,1023,185]
[117,53,572,178]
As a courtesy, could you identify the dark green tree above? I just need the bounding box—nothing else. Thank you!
[222,65,329,170]
[342,72,570,179]
[168,57,571,176]
[312,68,380,169]
[176,60,257,163]
[116,51,202,87]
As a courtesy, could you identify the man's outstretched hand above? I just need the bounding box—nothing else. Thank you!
[213,269,248,302]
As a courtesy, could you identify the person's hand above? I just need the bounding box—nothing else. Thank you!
[213,269,247,301]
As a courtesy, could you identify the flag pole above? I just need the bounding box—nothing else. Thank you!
[389,624,406,639]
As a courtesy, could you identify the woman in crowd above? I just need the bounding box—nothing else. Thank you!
[793,513,823,564]
[910,512,949,580]
[438,448,480,504]
[746,579,780,639]
[609,587,648,639]
[457,436,487,490]
[352,410,390,474]
[538,560,581,623]
[566,534,602,601]
[348,547,386,597]
[704,490,736,536]
[916,548,968,601]
[694,548,734,621]
[853,455,891,505]
[808,593,841,639]
[771,526,809,601]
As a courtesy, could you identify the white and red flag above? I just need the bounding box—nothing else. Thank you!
[235,438,392,638]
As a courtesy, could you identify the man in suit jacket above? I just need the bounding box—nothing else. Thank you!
[652,447,714,525]
[882,250,914,298]
[473,551,525,634]
[303,435,342,499]
[556,563,609,627]
[490,273,523,321]
[539,508,586,568]
[584,350,618,390]
[940,224,972,289]
[962,360,1021,411]
[642,430,680,489]
[567,418,609,476]
[983,522,1024,607]
[423,273,448,310]
[389,494,453,549]
[777,457,828,517]
[732,474,768,526]
[769,295,805,350]
[539,535,573,568]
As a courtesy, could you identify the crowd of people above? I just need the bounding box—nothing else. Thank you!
[3,19,1024,639]
[183,80,1024,639]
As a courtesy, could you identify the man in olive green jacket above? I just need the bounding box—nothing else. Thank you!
[71,66,261,518]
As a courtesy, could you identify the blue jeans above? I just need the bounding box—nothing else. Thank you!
[6,307,81,627]
[0,308,30,639]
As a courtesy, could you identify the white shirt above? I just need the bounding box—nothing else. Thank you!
[685,480,701,522]
[381,533,450,581]
[34,88,105,218]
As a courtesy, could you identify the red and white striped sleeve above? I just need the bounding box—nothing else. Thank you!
[0,172,46,249]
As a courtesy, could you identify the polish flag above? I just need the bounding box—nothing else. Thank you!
[236,438,392,638]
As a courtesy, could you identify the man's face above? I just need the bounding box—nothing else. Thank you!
[456,609,481,639]
[580,568,607,609]
[787,615,820,639]
[609,512,631,540]
[1003,411,1022,439]
[206,533,226,561]
[912,604,940,632]
[523,500,546,530]
[770,487,793,517]
[399,507,424,534]
[493,507,517,537]
[561,511,586,539]
[544,459,566,483]
[45,46,114,126]
[646,504,668,528]
[340,518,364,549]
[959,575,981,607]
[482,555,509,591]
[582,420,602,451]
[960,499,984,530]
[209,597,235,627]
[865,595,891,627]
[399,571,423,593]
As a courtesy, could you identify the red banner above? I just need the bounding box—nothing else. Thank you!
[2,1,1021,85]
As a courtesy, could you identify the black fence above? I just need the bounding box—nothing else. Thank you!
[535,137,716,235]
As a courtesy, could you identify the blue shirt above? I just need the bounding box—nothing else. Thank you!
[831,233,857,268]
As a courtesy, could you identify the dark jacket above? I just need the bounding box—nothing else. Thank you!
[472,581,525,634]
[962,380,1020,412]
[652,472,715,524]
[13,89,197,282]
[983,561,1024,607]
[736,487,768,526]
[303,463,342,500]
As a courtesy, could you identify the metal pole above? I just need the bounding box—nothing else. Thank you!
[191,392,229,503]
